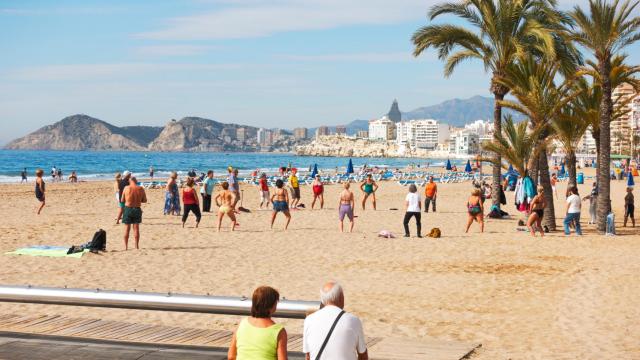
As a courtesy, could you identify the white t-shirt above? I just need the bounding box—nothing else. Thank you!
[405,192,421,212]
[567,194,581,213]
[303,305,367,360]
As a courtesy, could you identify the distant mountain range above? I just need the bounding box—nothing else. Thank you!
[4,95,520,151]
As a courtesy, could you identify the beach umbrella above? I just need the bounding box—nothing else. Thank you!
[346,159,354,174]
[628,171,635,187]
[508,164,514,172]
[310,164,318,178]
[465,160,472,173]
[560,162,565,176]
[446,159,452,171]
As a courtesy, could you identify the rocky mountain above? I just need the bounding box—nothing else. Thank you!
[149,117,258,151]
[402,95,522,126]
[4,115,158,151]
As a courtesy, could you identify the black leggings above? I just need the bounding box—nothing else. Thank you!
[183,204,201,223]
[403,212,421,236]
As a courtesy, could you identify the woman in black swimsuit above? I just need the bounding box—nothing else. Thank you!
[35,169,46,215]
[527,185,546,237]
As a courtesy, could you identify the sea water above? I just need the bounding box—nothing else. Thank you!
[0,150,468,183]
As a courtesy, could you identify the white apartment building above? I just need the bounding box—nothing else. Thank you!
[612,83,636,154]
[257,128,273,146]
[449,131,480,156]
[396,119,450,150]
[464,119,493,137]
[368,116,396,141]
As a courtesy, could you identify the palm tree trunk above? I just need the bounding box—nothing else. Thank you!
[597,59,612,232]
[492,92,505,206]
[538,148,556,231]
[567,150,577,187]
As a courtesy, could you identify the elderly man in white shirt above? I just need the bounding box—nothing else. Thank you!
[303,281,368,360]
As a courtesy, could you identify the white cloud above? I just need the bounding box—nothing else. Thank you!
[133,45,215,57]
[6,63,244,81]
[278,52,420,63]
[137,0,432,40]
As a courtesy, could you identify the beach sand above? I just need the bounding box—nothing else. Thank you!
[0,168,639,359]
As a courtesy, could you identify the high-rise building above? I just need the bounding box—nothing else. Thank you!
[396,119,450,150]
[368,116,396,141]
[612,83,636,154]
[293,127,308,140]
[335,126,347,135]
[316,126,330,138]
[356,130,369,139]
[236,127,247,142]
[449,131,480,155]
[387,99,402,122]
[257,128,273,146]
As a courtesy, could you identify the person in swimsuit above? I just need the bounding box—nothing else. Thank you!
[550,173,558,200]
[465,188,484,233]
[21,168,27,183]
[35,169,46,215]
[526,186,546,237]
[270,179,291,230]
[311,174,324,209]
[164,172,181,216]
[182,177,201,228]
[624,187,635,227]
[360,174,378,210]
[258,173,270,209]
[121,176,147,250]
[149,166,154,179]
[215,182,237,232]
[114,173,122,223]
[338,182,355,232]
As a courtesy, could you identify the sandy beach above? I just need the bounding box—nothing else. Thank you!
[0,168,639,359]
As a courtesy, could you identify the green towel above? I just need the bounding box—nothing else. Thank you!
[6,247,88,258]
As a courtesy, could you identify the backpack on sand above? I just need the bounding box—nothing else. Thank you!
[87,229,107,251]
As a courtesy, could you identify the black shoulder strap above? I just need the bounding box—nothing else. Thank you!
[315,310,345,360]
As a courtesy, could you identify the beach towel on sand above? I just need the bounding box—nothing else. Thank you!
[6,245,88,258]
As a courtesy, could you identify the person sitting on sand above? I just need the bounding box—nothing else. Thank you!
[360,174,378,210]
[403,184,422,237]
[164,172,181,216]
[214,182,237,232]
[303,281,368,360]
[228,286,288,360]
[68,171,78,183]
[465,188,484,233]
[624,187,635,227]
[527,186,546,237]
[311,174,325,209]
[258,173,270,209]
[182,177,201,228]
[338,183,355,233]
[35,169,46,215]
[289,168,301,209]
[121,176,147,250]
[270,179,291,230]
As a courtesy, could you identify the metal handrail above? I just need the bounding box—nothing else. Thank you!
[0,285,319,319]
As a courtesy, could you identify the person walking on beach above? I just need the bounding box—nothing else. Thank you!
[289,168,301,209]
[228,286,288,360]
[228,168,241,211]
[164,172,181,216]
[360,174,378,210]
[51,166,57,182]
[527,186,546,237]
[424,176,437,213]
[201,170,215,212]
[270,179,291,230]
[563,186,582,236]
[21,168,27,183]
[215,182,237,232]
[149,166,154,179]
[121,176,147,250]
[624,187,635,227]
[403,184,422,237]
[465,188,484,233]
[35,169,46,215]
[182,177,201,228]
[258,173,270,209]
[117,171,132,224]
[338,183,355,232]
[311,174,325,209]
[303,281,368,360]
[582,182,598,224]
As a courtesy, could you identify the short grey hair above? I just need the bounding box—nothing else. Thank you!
[320,282,343,305]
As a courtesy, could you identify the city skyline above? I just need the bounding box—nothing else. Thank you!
[1,0,638,145]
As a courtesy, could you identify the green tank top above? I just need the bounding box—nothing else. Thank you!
[236,318,283,360]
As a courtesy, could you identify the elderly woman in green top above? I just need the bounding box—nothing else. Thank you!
[228,286,288,360]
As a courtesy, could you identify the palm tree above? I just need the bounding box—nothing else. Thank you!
[411,0,577,206]
[495,56,578,230]
[483,116,544,177]
[553,105,590,186]
[570,0,640,231]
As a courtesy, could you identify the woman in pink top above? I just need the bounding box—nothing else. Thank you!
[182,177,201,228]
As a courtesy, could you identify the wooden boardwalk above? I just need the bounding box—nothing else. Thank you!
[0,313,480,359]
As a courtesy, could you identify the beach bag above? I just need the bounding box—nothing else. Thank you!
[88,229,107,251]
[427,228,441,238]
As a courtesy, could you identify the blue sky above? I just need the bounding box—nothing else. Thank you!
[0,0,638,145]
